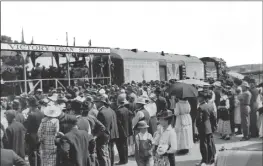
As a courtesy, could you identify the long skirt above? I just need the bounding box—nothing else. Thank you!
[175,125,193,150]
[234,106,241,124]
[217,119,231,135]
[258,113,263,137]
[250,102,259,137]
[40,149,57,166]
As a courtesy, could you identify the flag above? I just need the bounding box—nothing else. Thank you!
[73,37,75,46]
[66,32,68,46]
[31,36,34,44]
[108,55,112,66]
[21,28,25,44]
[88,39,91,46]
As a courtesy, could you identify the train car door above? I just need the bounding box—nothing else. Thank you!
[159,66,167,81]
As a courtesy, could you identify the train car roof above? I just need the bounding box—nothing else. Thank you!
[110,48,203,64]
[200,57,226,63]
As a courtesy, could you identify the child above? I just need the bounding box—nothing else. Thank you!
[135,121,154,166]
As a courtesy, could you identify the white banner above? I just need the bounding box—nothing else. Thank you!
[1,43,110,54]
[167,63,179,80]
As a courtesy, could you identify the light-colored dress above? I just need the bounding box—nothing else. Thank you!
[37,117,59,166]
[153,125,177,166]
[174,100,193,150]
[234,95,241,124]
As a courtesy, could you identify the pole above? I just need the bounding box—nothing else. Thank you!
[108,54,112,85]
[21,52,27,93]
[90,54,94,84]
[66,54,71,86]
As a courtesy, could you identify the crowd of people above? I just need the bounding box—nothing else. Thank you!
[1,77,263,166]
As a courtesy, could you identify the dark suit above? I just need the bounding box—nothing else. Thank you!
[1,149,28,166]
[24,110,44,166]
[59,128,95,166]
[6,121,26,159]
[97,106,119,166]
[57,113,76,134]
[77,116,91,134]
[86,115,106,137]
[196,101,216,165]
[115,105,133,164]
[155,96,167,114]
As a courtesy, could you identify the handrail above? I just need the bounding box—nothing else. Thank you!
[1,77,111,83]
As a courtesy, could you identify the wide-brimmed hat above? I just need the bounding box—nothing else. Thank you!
[136,121,149,129]
[43,105,62,118]
[36,89,43,93]
[117,94,128,105]
[157,109,174,119]
[136,97,147,105]
[242,81,250,88]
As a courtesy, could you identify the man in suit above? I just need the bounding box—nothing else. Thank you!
[59,116,96,166]
[154,87,167,114]
[24,96,44,166]
[1,127,28,166]
[115,94,133,165]
[94,95,119,166]
[5,110,26,159]
[196,91,217,166]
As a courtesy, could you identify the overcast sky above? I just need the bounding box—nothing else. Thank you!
[1,1,262,66]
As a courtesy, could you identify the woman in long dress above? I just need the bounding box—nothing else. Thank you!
[234,87,242,135]
[217,89,231,140]
[174,98,193,154]
[38,105,60,166]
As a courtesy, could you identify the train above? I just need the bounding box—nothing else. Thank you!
[84,48,228,85]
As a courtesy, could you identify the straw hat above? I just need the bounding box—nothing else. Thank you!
[136,97,147,105]
[242,81,250,88]
[43,105,62,118]
[117,94,128,105]
[136,121,149,129]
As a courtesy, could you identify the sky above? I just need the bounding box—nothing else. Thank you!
[1,1,262,67]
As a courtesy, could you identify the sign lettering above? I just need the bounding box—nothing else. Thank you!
[1,43,110,54]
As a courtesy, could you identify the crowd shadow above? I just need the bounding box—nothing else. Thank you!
[213,133,261,145]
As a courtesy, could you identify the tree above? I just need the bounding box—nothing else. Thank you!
[1,35,13,43]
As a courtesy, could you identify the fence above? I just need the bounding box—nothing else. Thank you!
[1,76,111,96]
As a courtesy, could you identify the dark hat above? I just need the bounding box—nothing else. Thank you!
[198,91,209,98]
[57,87,63,91]
[154,87,162,94]
[27,96,39,107]
[93,95,108,105]
[157,109,174,119]
[5,110,17,120]
[67,115,78,125]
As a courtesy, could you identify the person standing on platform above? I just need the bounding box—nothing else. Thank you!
[240,81,252,141]
[196,91,217,166]
[5,110,26,159]
[95,95,119,166]
[250,80,260,137]
[115,95,133,165]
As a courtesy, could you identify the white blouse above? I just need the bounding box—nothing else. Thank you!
[154,125,177,154]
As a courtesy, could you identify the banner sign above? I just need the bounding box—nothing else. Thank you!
[1,43,110,54]
[167,63,179,80]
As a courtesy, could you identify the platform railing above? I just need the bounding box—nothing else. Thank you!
[1,76,111,95]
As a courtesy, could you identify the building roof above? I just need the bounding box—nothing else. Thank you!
[110,48,203,65]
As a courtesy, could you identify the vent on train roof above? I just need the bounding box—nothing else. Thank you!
[184,54,191,57]
[115,48,120,49]
[144,51,148,52]
[131,49,138,53]
[161,51,165,56]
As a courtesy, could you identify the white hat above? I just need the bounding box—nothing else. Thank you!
[99,89,106,95]
[213,81,221,87]
[242,81,250,88]
[43,105,62,118]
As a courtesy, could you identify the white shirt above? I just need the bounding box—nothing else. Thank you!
[135,132,153,146]
[155,125,177,154]
[144,102,157,117]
